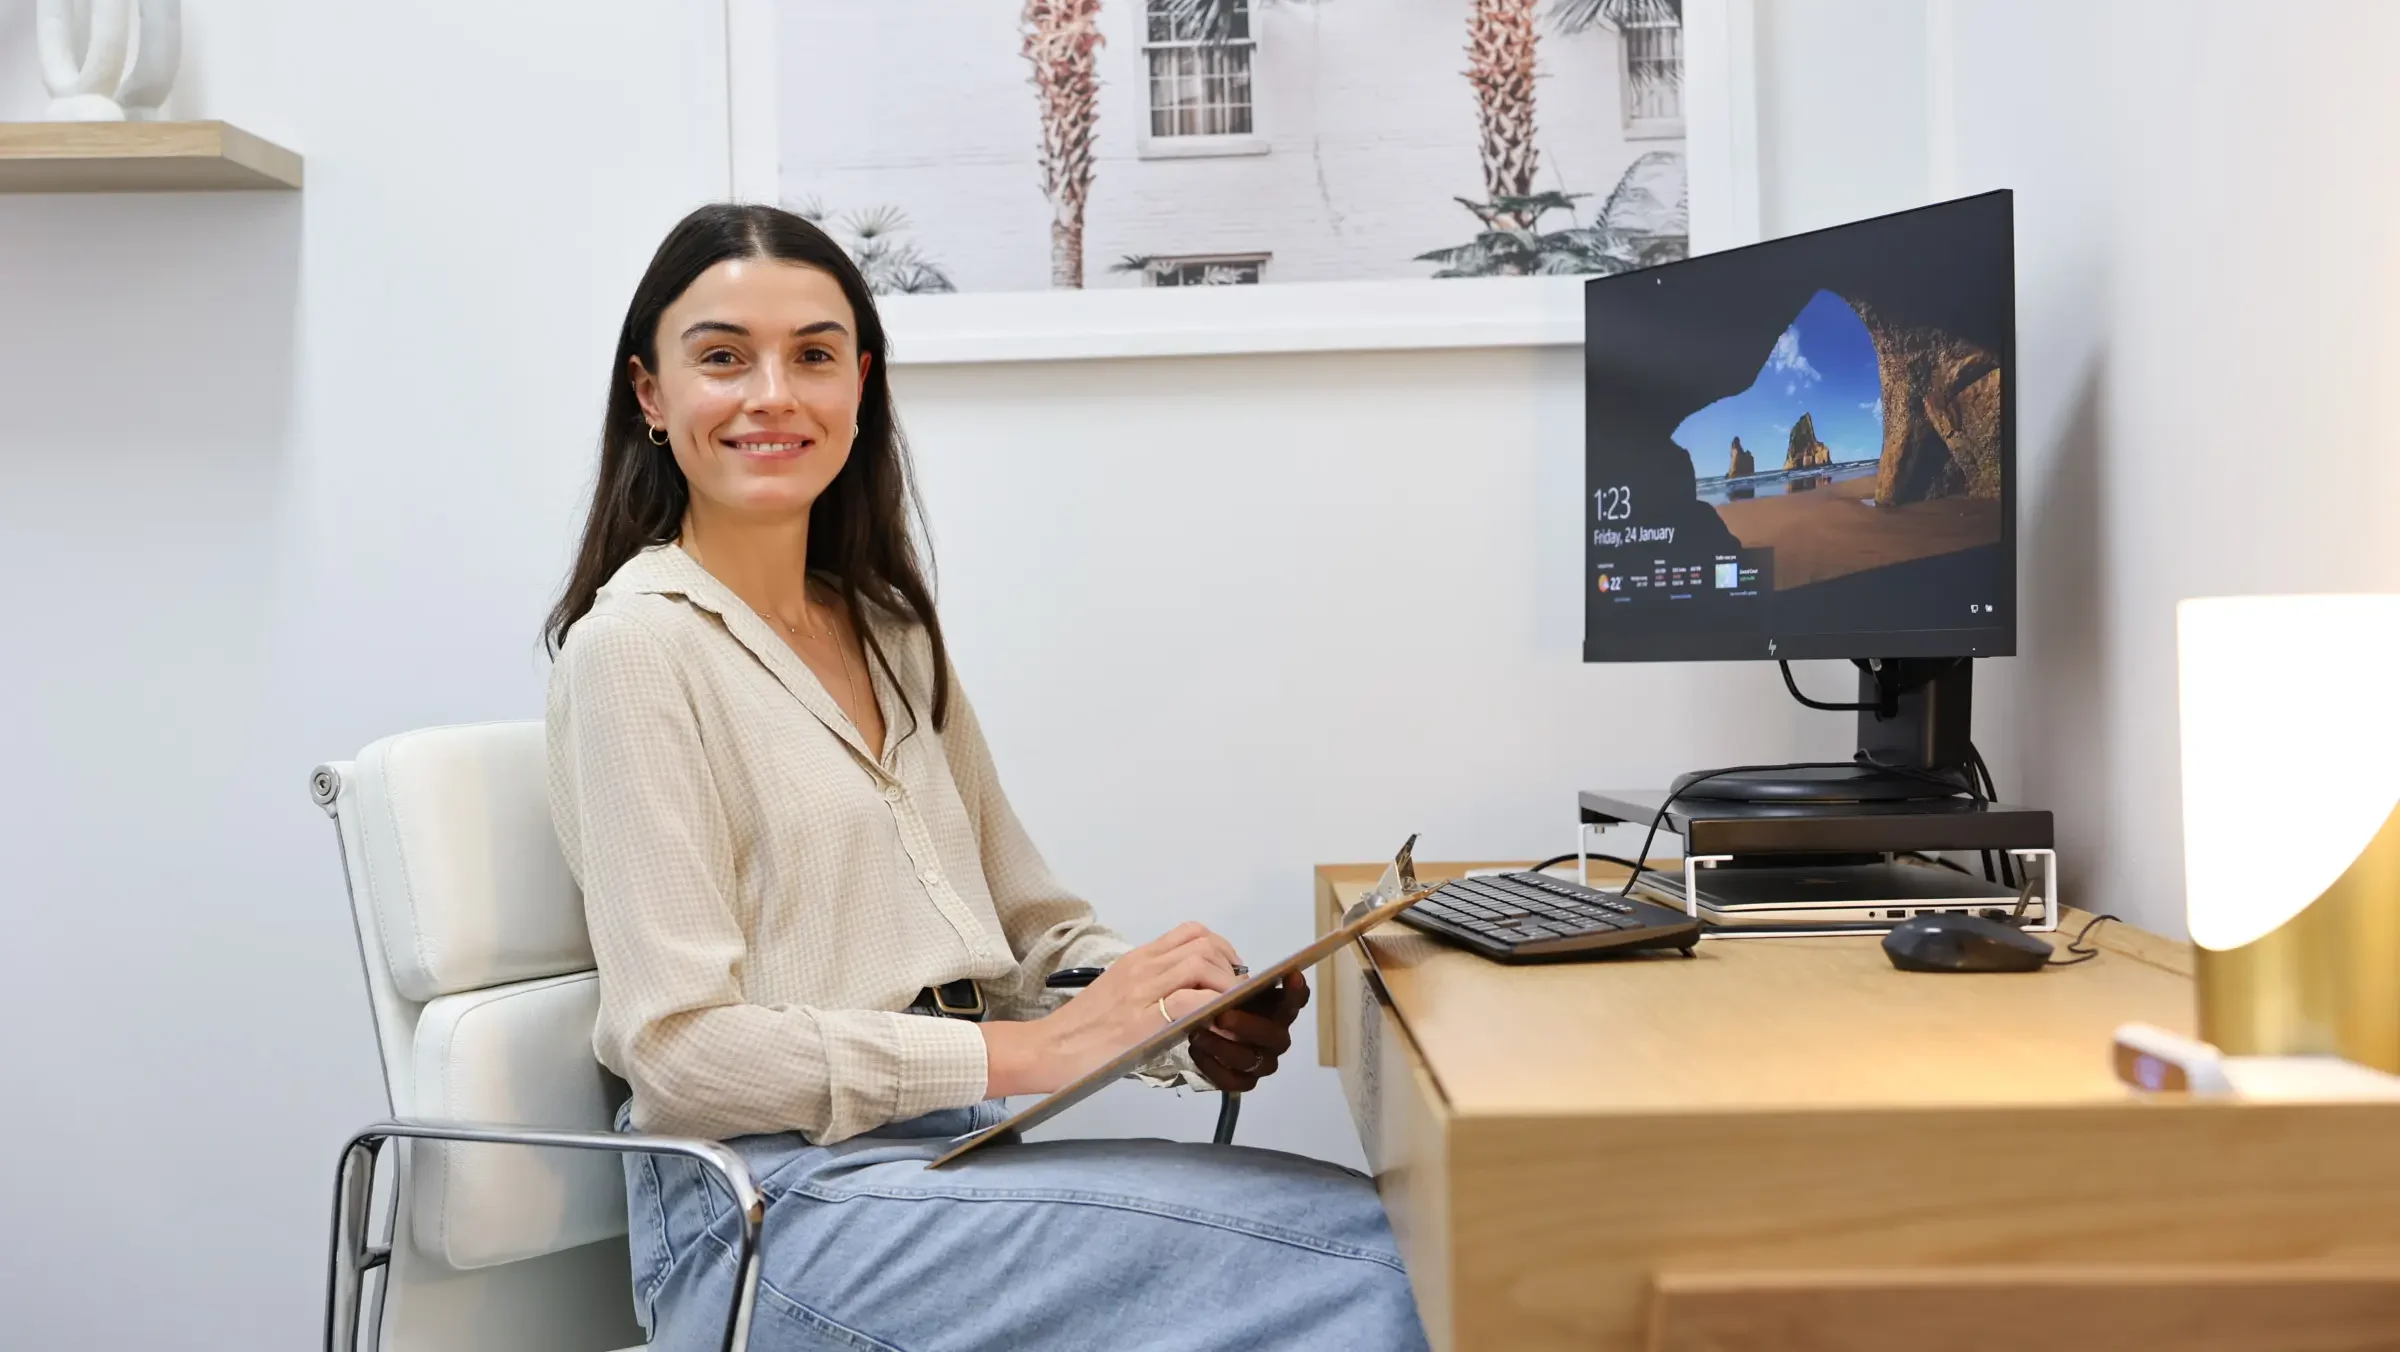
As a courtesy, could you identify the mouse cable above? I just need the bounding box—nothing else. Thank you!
[2045,912,2118,966]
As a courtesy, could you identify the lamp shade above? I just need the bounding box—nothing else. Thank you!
[2177,594,2400,1067]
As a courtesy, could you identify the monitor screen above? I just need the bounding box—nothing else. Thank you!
[1582,191,2016,663]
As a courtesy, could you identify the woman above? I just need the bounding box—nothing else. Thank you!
[543,203,1429,1352]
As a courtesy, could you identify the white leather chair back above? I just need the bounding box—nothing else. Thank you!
[348,720,591,1003]
[319,721,646,1352]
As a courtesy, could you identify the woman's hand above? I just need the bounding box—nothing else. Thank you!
[1190,968,1309,1093]
[981,922,1242,1097]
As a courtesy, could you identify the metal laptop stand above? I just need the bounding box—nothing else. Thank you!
[1577,789,2058,939]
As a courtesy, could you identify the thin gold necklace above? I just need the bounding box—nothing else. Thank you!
[683,538,866,722]
[767,596,864,720]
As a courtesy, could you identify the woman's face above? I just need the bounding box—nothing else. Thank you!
[631,257,871,525]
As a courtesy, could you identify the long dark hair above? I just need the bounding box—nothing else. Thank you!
[544,202,951,730]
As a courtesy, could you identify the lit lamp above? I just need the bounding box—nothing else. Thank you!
[2178,594,2400,1071]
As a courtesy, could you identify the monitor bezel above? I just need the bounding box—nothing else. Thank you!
[1580,190,2018,666]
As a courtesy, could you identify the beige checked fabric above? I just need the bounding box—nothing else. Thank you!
[549,544,1182,1145]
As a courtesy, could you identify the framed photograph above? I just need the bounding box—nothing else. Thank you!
[729,0,1758,363]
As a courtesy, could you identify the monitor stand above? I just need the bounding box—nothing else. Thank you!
[1673,658,1978,805]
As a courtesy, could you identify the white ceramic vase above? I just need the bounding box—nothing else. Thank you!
[38,0,183,122]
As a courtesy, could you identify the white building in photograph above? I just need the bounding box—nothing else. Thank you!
[779,0,1687,292]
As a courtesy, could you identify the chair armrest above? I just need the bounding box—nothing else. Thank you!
[326,1117,761,1352]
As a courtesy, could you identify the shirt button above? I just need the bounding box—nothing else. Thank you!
[882,784,904,804]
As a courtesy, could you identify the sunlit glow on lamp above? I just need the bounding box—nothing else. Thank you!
[2179,595,2400,1070]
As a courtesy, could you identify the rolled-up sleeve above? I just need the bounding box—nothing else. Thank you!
[549,612,989,1142]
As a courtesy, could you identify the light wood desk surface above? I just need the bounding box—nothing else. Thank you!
[1312,860,2400,1352]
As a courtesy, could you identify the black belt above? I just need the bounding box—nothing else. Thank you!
[905,978,985,1022]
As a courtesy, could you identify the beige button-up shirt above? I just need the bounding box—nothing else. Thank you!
[548,544,1165,1144]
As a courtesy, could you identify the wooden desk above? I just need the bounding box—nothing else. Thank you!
[1313,861,2400,1352]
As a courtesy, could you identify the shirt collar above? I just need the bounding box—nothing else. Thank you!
[599,541,726,608]
[602,543,896,773]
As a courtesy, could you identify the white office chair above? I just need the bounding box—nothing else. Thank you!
[313,721,761,1352]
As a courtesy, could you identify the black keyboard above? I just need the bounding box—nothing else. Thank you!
[1398,870,1702,963]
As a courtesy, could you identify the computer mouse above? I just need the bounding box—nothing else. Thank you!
[1881,912,2053,973]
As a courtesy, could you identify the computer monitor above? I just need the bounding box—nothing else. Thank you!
[1582,191,2016,803]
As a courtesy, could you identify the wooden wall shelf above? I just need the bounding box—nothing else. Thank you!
[0,121,302,193]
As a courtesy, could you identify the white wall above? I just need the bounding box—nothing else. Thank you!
[1937,0,2400,937]
[0,2,729,1347]
[12,0,2396,1346]
[1753,0,1929,237]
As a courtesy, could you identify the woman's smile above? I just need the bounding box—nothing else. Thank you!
[724,429,814,460]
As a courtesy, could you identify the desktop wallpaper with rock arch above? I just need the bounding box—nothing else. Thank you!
[1581,192,2015,660]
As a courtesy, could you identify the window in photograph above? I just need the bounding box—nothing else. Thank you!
[1620,10,1684,138]
[1146,0,1255,139]
[1141,253,1269,286]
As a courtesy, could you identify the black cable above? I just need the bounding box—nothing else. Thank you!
[1859,755,1979,800]
[1772,660,2005,889]
[1778,660,1875,712]
[1529,852,1643,875]
[1777,664,1973,866]
[1621,756,1984,902]
[1619,760,1882,901]
[2046,912,2117,966]
[1968,741,2000,802]
[1967,741,2016,889]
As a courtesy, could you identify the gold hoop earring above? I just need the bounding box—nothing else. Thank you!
[646,424,669,446]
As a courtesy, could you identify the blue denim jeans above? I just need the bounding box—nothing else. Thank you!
[618,1100,1430,1352]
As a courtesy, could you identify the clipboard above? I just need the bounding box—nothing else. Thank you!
[928,835,1434,1169]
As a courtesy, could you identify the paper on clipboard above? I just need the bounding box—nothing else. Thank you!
[928,835,1433,1169]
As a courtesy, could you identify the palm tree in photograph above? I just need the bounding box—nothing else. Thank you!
[1466,0,1543,230]
[1165,0,1655,212]
[1022,0,1106,288]
[1147,0,1688,278]
[1414,151,1687,277]
[1426,0,1688,277]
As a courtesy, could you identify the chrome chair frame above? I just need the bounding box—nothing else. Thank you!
[313,745,763,1352]
[325,1121,762,1352]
